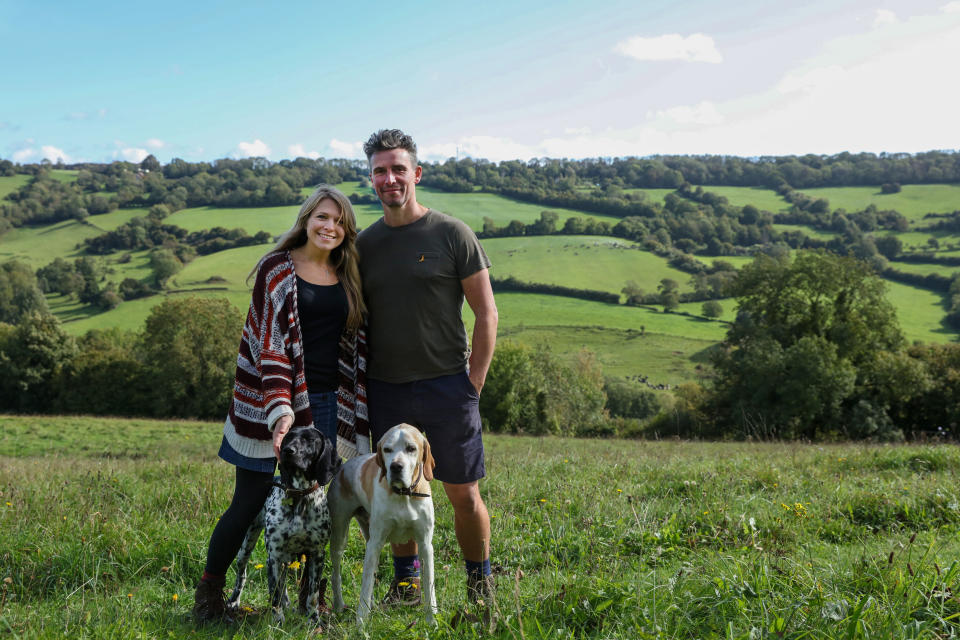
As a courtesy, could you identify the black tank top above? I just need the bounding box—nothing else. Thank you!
[296,276,348,392]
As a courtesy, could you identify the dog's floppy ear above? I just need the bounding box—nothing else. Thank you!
[375,437,386,481]
[310,433,340,486]
[278,429,295,488]
[421,433,435,483]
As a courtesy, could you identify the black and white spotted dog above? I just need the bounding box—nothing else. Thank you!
[226,426,340,626]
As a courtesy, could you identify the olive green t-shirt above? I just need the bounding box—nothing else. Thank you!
[357,209,491,383]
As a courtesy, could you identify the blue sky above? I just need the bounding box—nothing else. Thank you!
[3,0,959,164]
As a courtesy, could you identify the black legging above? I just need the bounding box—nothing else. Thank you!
[203,466,274,577]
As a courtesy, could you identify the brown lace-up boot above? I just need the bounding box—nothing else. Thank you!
[192,576,233,625]
[452,573,497,633]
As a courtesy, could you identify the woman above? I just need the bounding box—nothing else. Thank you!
[193,185,369,624]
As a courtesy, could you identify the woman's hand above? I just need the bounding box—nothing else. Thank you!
[272,415,294,460]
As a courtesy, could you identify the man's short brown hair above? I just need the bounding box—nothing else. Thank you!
[363,129,418,167]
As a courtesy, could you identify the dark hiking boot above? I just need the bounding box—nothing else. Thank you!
[452,573,497,633]
[381,576,422,606]
[192,577,233,625]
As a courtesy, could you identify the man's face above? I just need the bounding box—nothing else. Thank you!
[370,148,421,209]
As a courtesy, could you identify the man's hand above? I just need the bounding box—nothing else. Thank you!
[468,369,484,396]
[272,415,294,460]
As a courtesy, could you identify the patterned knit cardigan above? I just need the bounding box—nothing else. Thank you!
[222,251,369,461]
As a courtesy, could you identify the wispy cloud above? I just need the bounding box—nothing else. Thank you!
[942,1,960,13]
[614,33,722,63]
[62,109,107,122]
[12,145,73,163]
[235,139,271,158]
[114,147,149,162]
[288,143,320,159]
[145,138,166,149]
[328,139,363,158]
[650,101,723,126]
[873,9,899,27]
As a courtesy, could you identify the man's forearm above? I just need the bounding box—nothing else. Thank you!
[468,309,498,392]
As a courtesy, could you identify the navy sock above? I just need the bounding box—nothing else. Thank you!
[393,554,420,579]
[465,558,491,578]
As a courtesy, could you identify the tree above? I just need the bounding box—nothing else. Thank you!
[710,250,905,440]
[140,297,242,419]
[149,249,183,286]
[701,300,723,318]
[658,278,680,312]
[0,312,77,411]
[140,154,161,173]
[0,260,50,324]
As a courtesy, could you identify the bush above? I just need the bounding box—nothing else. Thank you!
[604,377,661,419]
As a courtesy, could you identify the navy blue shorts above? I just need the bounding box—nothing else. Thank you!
[367,371,485,484]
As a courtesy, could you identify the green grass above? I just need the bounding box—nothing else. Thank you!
[486,235,696,295]
[0,219,100,266]
[500,325,718,384]
[416,186,623,230]
[773,223,838,240]
[5,414,960,638]
[696,185,791,212]
[884,280,955,344]
[804,184,960,221]
[0,174,31,199]
[48,169,79,184]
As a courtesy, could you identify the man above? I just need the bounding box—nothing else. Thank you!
[356,129,498,623]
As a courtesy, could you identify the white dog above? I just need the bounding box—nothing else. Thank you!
[328,423,437,625]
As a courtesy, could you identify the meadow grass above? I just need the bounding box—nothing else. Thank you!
[802,184,960,221]
[0,174,31,199]
[883,281,954,344]
[4,415,960,639]
[485,236,696,295]
[499,325,718,383]
[695,186,791,213]
[416,186,623,230]
[48,169,79,184]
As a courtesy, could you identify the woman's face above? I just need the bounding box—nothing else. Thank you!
[304,198,345,253]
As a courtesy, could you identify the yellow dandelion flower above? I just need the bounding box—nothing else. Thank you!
[539,498,546,503]
[288,560,301,570]
[127,593,133,598]
[254,563,264,570]
[398,581,410,587]
[617,489,622,493]
[4,502,10,507]
[242,606,253,613]
[410,582,419,589]
[172,593,178,602]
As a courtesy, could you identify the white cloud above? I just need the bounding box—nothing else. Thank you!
[614,33,722,63]
[776,65,846,94]
[328,138,364,158]
[873,9,899,27]
[650,101,723,126]
[288,143,320,159]
[115,147,149,163]
[145,138,165,149]
[41,146,72,163]
[12,148,35,162]
[235,139,271,158]
[942,1,960,13]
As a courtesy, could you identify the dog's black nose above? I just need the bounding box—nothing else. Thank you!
[390,462,403,473]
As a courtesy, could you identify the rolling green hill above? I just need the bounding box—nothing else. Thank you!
[5,176,959,387]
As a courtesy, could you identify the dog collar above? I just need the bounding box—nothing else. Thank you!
[391,466,430,499]
[272,480,321,498]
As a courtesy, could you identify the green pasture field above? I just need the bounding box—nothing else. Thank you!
[772,223,838,240]
[803,184,960,221]
[887,261,960,278]
[0,174,31,199]
[416,186,623,231]
[499,325,717,384]
[696,185,791,213]
[0,219,99,266]
[485,236,695,295]
[4,414,960,639]
[623,187,675,205]
[84,207,150,232]
[884,280,953,344]
[48,169,79,183]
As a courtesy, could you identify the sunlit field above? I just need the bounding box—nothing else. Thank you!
[4,415,960,639]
